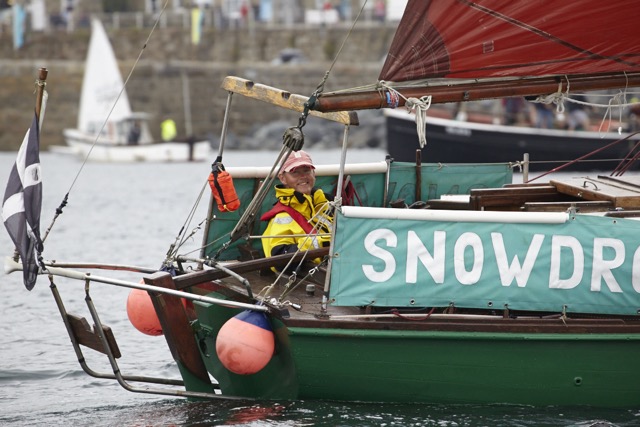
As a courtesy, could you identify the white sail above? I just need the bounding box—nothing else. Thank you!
[59,18,211,162]
[77,18,132,142]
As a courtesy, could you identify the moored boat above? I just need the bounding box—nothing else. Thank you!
[58,18,210,162]
[386,108,639,171]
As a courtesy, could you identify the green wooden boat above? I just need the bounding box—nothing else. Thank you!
[6,0,640,409]
[166,150,640,407]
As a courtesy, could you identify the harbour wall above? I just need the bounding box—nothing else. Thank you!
[0,24,395,151]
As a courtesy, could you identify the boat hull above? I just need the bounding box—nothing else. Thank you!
[386,110,638,171]
[193,295,640,406]
[288,327,639,406]
[61,129,211,162]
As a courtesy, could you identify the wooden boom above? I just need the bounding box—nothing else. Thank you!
[221,76,359,126]
[312,72,640,113]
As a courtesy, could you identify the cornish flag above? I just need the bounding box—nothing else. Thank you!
[2,112,43,290]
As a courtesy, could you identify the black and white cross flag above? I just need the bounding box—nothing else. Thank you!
[2,112,43,290]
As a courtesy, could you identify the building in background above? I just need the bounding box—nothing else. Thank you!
[5,0,405,47]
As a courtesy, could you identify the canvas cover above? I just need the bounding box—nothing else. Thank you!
[330,210,640,315]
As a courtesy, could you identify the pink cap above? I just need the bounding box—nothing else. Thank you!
[282,150,315,172]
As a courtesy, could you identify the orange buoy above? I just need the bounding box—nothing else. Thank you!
[126,287,163,336]
[215,310,275,375]
[208,160,240,212]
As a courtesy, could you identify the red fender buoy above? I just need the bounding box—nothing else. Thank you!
[126,279,194,336]
[126,287,163,336]
[216,310,275,375]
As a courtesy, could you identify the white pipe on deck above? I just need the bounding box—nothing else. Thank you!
[341,206,569,224]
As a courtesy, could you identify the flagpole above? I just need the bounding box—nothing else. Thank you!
[35,68,48,122]
[10,68,48,264]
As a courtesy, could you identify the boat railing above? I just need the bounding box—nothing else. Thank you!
[3,256,278,401]
[4,257,269,313]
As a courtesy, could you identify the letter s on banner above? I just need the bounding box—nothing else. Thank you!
[362,229,397,282]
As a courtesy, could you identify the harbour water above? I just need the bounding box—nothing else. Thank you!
[0,150,638,426]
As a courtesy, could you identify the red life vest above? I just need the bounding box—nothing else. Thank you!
[260,202,315,234]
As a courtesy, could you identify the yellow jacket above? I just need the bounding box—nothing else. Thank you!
[261,186,332,262]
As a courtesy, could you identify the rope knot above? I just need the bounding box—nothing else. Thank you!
[405,95,432,148]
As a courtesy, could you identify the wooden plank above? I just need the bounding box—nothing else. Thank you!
[502,183,553,188]
[604,210,640,218]
[551,176,640,209]
[67,314,121,358]
[470,186,559,196]
[221,76,359,125]
[469,186,566,210]
[425,199,471,210]
[145,272,212,389]
[523,200,613,212]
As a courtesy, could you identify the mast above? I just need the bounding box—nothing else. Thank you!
[312,72,640,113]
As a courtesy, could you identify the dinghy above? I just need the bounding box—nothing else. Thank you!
[59,19,211,162]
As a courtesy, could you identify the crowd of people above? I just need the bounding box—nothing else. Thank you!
[500,96,592,131]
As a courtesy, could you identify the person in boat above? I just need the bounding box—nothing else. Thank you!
[565,95,591,131]
[533,102,555,129]
[628,96,640,132]
[161,117,177,142]
[260,150,333,269]
[127,120,141,145]
[502,97,527,125]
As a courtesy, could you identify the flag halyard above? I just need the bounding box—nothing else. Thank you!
[2,112,43,290]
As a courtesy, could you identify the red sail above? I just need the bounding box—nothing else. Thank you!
[380,0,640,82]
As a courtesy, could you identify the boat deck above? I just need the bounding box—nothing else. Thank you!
[133,173,640,344]
[423,175,640,215]
[170,259,640,335]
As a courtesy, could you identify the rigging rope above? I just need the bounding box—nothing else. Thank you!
[405,95,432,148]
[379,82,432,148]
[299,0,369,121]
[164,180,209,264]
[528,75,640,136]
[41,1,175,250]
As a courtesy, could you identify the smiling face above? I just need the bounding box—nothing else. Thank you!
[279,166,316,194]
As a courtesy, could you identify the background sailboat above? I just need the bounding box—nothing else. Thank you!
[60,19,211,162]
